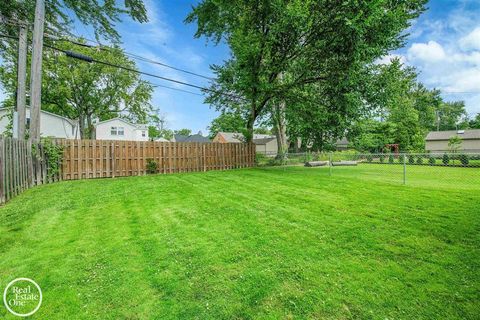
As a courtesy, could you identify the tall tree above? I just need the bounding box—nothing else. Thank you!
[434,101,468,131]
[186,0,427,144]
[469,113,480,129]
[174,129,192,136]
[208,111,246,139]
[0,39,153,138]
[0,0,147,42]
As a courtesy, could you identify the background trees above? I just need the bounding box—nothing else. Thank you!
[0,40,153,138]
[187,0,428,150]
[0,0,147,42]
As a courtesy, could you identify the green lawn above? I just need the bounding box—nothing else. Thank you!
[1,166,479,319]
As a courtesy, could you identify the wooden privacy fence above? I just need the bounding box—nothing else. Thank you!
[0,137,255,204]
[0,137,54,204]
[56,140,256,180]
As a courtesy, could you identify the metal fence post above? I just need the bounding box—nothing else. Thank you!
[403,153,407,185]
[329,152,332,176]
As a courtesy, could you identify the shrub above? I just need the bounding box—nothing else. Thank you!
[416,155,423,165]
[255,152,268,165]
[366,154,373,162]
[388,154,394,164]
[408,155,415,164]
[459,154,469,166]
[146,158,158,174]
[428,156,436,165]
[442,153,449,165]
[38,138,64,179]
[379,154,385,163]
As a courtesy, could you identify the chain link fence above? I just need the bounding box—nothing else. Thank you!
[256,151,480,189]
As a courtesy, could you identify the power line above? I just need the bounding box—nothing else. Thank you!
[43,33,215,81]
[2,15,215,81]
[149,83,204,96]
[0,33,245,102]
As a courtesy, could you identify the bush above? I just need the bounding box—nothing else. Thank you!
[255,152,268,165]
[388,154,394,164]
[442,153,449,165]
[146,158,158,174]
[459,154,469,166]
[366,154,373,162]
[416,156,423,165]
[379,154,385,163]
[408,155,415,164]
[428,156,436,165]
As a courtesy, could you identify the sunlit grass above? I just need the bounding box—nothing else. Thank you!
[1,166,479,319]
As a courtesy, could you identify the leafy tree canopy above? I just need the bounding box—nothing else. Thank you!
[187,0,427,142]
[208,111,246,139]
[174,129,192,137]
[0,39,153,138]
[0,0,147,42]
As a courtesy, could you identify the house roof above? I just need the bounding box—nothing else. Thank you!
[93,117,147,129]
[426,129,480,141]
[217,132,245,142]
[335,137,349,146]
[184,134,210,143]
[173,134,189,142]
[0,106,77,127]
[175,133,210,143]
[253,137,276,145]
[217,132,275,143]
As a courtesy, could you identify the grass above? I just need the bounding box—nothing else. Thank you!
[0,166,479,319]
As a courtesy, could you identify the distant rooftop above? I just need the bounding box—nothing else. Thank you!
[426,129,480,141]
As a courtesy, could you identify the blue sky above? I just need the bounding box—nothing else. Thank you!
[1,0,479,132]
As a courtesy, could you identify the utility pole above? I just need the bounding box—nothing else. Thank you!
[16,23,28,139]
[29,0,45,142]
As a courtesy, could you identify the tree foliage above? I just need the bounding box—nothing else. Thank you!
[208,111,246,139]
[0,0,147,42]
[0,40,153,138]
[187,0,427,143]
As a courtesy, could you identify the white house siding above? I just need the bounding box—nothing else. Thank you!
[0,108,78,139]
[95,118,149,141]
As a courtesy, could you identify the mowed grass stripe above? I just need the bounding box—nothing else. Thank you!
[0,167,478,319]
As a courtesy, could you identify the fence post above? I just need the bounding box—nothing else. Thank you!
[403,153,407,185]
[329,152,332,176]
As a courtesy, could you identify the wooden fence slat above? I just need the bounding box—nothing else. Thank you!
[0,138,254,204]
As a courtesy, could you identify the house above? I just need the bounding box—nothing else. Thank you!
[335,137,349,150]
[425,129,480,153]
[213,132,275,143]
[155,137,170,142]
[0,107,79,139]
[94,118,149,141]
[213,132,278,155]
[212,132,245,143]
[171,131,210,143]
[253,137,278,155]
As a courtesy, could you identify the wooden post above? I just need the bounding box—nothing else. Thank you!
[203,144,206,172]
[16,23,28,139]
[0,137,4,203]
[29,0,45,142]
[111,142,116,178]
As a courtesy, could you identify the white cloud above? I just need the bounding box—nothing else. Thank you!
[407,41,446,62]
[460,27,480,51]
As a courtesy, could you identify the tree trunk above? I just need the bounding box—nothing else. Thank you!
[245,102,256,142]
[78,114,86,139]
[273,100,288,160]
[87,115,95,139]
[274,73,288,159]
